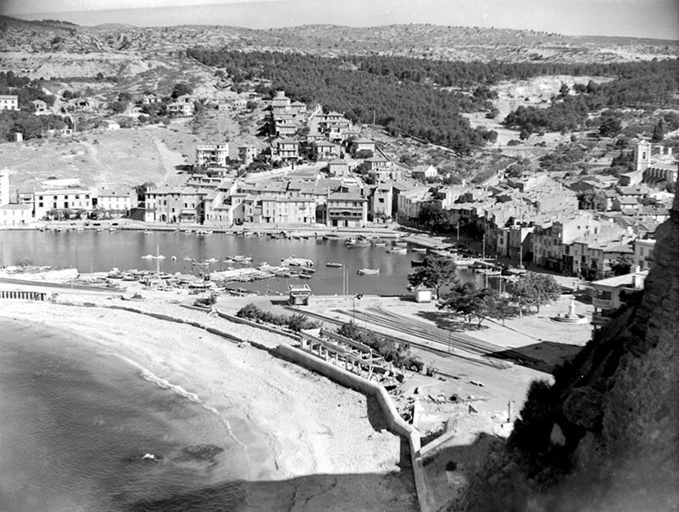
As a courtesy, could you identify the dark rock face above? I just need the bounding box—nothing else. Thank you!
[556,192,679,508]
[458,194,679,511]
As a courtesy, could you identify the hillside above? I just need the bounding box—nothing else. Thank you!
[0,16,677,84]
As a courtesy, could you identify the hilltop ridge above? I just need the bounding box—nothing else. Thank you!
[1,15,677,67]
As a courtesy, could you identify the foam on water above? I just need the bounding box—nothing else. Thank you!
[108,352,248,450]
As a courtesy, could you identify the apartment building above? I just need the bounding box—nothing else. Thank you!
[327,192,367,228]
[196,144,230,168]
[532,212,599,271]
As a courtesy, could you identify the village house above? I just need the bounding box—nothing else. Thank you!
[238,145,259,166]
[196,144,230,168]
[28,186,96,220]
[532,211,599,271]
[351,137,376,154]
[95,188,136,214]
[102,120,120,131]
[32,99,48,114]
[0,95,19,111]
[326,192,367,228]
[590,270,647,329]
[633,238,656,271]
[275,139,299,162]
[397,187,434,223]
[411,165,438,181]
[144,186,209,224]
[313,140,341,161]
[369,182,396,223]
[567,227,634,279]
[0,203,33,227]
[260,195,317,226]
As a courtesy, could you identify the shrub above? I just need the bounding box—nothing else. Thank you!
[235,303,317,331]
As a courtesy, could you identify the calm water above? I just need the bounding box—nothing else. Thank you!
[0,320,271,512]
[0,230,493,295]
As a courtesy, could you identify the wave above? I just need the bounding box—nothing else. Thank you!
[104,352,247,450]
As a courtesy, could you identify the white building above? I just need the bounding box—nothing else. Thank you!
[97,188,135,213]
[32,187,95,219]
[590,271,647,329]
[0,204,32,227]
[196,144,230,168]
[0,95,19,111]
[633,238,656,271]
[0,168,10,205]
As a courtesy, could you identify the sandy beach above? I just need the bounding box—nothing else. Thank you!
[0,298,417,511]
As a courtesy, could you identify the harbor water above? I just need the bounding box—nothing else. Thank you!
[0,230,497,295]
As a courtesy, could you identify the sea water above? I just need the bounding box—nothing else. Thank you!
[0,319,268,511]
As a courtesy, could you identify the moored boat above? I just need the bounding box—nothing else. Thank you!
[326,262,343,267]
[387,247,407,254]
[357,268,380,275]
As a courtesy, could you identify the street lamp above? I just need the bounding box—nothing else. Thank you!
[352,293,363,323]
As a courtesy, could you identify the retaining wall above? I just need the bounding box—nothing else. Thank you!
[276,343,431,512]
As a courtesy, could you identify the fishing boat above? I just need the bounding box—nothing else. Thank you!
[281,256,315,269]
[411,247,427,253]
[298,273,313,279]
[394,241,408,247]
[232,255,253,263]
[346,237,371,248]
[387,247,407,254]
[373,240,386,247]
[326,262,343,268]
[357,268,380,275]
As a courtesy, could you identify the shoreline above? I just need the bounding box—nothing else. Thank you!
[0,299,417,510]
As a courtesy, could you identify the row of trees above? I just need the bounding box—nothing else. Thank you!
[408,256,562,328]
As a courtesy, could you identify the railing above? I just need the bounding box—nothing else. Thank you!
[0,290,46,300]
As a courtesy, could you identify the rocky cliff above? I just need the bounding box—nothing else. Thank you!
[458,193,679,511]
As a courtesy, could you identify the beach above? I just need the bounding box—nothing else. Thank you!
[0,298,417,511]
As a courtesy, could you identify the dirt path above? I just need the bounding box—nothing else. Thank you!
[153,136,186,185]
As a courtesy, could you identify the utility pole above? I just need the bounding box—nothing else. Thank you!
[456,221,460,244]
[482,234,486,260]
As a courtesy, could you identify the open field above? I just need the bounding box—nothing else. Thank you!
[0,124,196,193]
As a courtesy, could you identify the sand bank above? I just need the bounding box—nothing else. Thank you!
[0,299,416,511]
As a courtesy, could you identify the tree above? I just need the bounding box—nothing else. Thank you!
[416,202,450,233]
[599,116,621,138]
[438,282,503,328]
[577,190,607,211]
[171,82,193,98]
[609,255,632,276]
[510,272,562,315]
[651,119,665,142]
[407,255,458,298]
